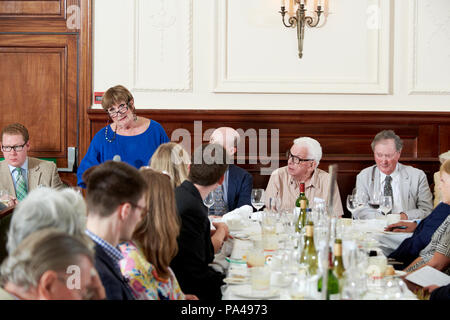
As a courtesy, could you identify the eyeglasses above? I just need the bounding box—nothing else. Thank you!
[107,103,129,118]
[375,152,398,160]
[1,142,27,152]
[286,151,314,165]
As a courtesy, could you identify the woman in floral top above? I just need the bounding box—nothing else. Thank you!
[119,168,198,300]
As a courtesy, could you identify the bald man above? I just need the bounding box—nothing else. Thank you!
[208,127,253,216]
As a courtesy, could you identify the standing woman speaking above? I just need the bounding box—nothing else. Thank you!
[77,85,169,188]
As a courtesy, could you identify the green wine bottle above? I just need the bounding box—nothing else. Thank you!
[295,182,308,233]
[318,248,340,300]
[333,238,345,279]
[299,221,318,275]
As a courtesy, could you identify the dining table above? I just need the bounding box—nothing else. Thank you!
[211,211,418,300]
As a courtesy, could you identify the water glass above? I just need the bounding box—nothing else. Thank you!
[250,266,271,295]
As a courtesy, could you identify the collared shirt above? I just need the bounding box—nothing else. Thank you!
[379,164,404,214]
[8,157,29,192]
[214,168,229,203]
[264,166,344,217]
[85,229,124,263]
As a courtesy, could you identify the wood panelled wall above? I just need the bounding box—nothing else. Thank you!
[86,110,450,217]
[0,0,92,185]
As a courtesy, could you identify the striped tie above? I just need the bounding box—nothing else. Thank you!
[211,185,228,216]
[15,167,27,201]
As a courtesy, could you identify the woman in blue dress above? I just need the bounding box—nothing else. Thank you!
[77,85,169,188]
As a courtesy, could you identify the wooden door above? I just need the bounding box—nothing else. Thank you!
[0,0,92,185]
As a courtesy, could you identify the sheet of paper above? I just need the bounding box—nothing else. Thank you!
[405,265,450,287]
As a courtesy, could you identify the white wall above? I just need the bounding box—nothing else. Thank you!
[93,0,450,111]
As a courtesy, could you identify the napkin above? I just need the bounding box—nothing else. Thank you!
[221,205,253,229]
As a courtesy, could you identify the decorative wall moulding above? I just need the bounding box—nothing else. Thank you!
[132,0,193,92]
[408,0,450,95]
[214,0,391,94]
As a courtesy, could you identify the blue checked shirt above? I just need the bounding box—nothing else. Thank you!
[85,229,124,264]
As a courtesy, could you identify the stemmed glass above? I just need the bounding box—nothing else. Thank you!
[251,189,265,212]
[346,195,358,222]
[0,190,10,207]
[379,195,393,216]
[203,192,215,215]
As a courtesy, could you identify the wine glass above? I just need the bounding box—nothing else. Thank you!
[251,189,265,212]
[203,192,215,215]
[346,195,358,221]
[0,190,10,207]
[379,195,393,216]
[269,197,281,212]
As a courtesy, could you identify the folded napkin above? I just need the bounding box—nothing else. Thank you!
[221,205,253,229]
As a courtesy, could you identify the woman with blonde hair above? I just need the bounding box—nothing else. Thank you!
[118,168,197,300]
[149,142,190,188]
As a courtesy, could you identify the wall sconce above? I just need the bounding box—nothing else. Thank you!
[280,0,324,59]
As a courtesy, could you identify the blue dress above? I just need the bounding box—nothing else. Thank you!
[77,120,169,188]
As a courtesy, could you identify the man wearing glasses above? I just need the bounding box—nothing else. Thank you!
[0,123,63,205]
[355,130,433,220]
[265,137,343,217]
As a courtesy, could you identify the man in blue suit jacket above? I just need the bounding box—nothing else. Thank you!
[83,161,147,300]
[208,127,253,216]
[385,202,450,267]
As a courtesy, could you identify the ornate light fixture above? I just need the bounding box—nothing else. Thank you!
[280,0,324,59]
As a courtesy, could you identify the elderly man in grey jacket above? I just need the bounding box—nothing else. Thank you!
[354,130,433,220]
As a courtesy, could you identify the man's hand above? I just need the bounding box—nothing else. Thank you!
[399,212,408,220]
[385,221,417,233]
[185,294,199,300]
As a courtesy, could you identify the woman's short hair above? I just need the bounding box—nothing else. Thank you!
[101,85,134,111]
[149,142,190,188]
[1,123,29,143]
[293,137,323,167]
[371,130,403,152]
[7,187,90,254]
[0,228,93,290]
[83,161,147,218]
[134,168,180,279]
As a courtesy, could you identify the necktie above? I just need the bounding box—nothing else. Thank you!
[383,175,393,214]
[15,167,27,201]
[211,185,228,216]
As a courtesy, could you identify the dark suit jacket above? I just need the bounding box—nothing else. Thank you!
[93,243,135,300]
[227,164,253,211]
[388,202,450,266]
[170,180,225,300]
[431,283,450,300]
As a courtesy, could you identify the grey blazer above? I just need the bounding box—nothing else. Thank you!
[355,163,433,220]
[0,157,64,198]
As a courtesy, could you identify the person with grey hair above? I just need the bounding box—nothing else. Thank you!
[5,187,91,256]
[265,137,343,216]
[354,130,433,220]
[208,127,253,216]
[0,228,105,300]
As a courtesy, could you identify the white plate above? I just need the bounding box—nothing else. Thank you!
[231,232,250,239]
[223,277,249,285]
[232,285,280,299]
[385,270,407,278]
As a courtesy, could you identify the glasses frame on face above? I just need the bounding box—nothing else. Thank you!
[374,151,398,161]
[286,151,314,165]
[1,142,27,153]
[107,103,129,118]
